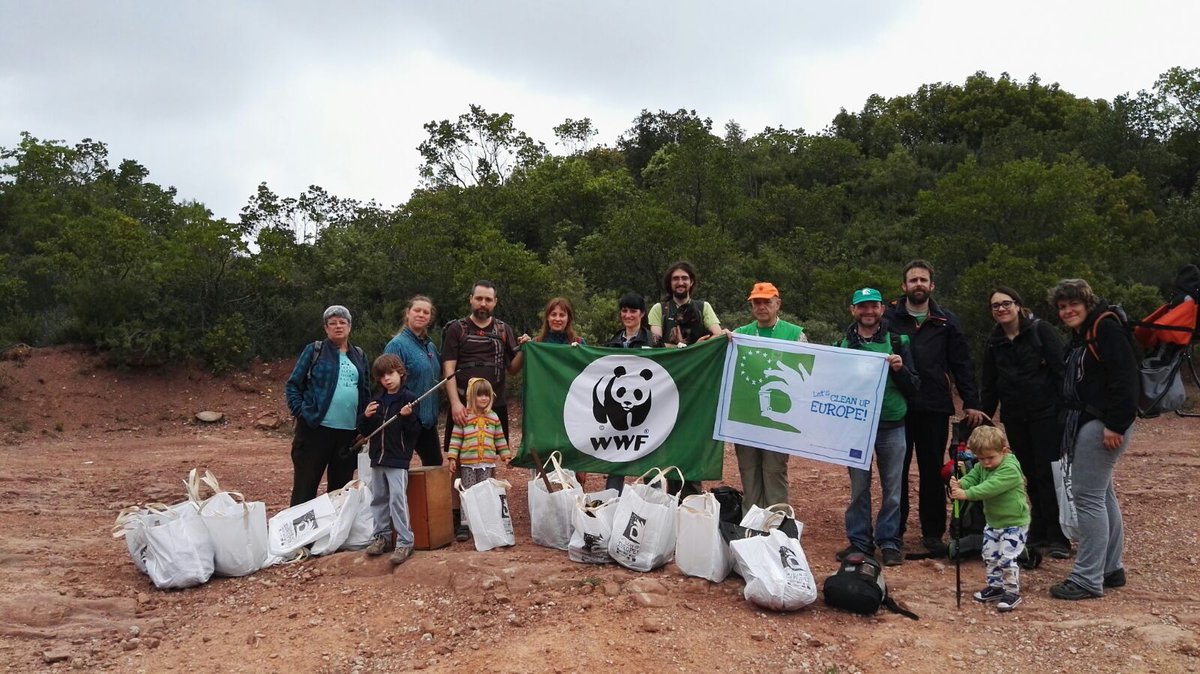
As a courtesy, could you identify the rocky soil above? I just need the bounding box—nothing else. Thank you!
[0,345,1198,673]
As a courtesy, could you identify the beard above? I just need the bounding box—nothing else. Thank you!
[905,288,929,304]
[472,307,492,321]
[672,289,690,302]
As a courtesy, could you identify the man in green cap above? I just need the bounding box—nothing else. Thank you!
[835,287,920,566]
[731,281,808,509]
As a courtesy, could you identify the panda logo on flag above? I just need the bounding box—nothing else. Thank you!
[565,355,679,462]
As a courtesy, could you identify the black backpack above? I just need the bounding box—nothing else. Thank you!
[822,552,918,620]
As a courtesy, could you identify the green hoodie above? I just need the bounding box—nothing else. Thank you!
[957,452,1031,528]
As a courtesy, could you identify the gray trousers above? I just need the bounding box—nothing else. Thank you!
[735,444,789,510]
[1067,420,1129,595]
[370,466,413,548]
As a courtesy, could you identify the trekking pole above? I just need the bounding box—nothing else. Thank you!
[350,373,454,451]
[952,467,962,608]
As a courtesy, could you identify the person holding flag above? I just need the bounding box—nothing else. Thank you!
[837,287,921,567]
[731,282,808,509]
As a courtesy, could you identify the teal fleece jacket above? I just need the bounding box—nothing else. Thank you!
[957,453,1031,528]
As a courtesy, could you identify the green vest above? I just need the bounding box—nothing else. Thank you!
[734,319,804,341]
[837,332,909,423]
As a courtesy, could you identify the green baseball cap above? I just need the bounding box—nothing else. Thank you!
[852,287,883,305]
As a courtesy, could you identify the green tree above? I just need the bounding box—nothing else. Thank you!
[418,105,547,189]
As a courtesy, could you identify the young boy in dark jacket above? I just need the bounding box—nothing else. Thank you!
[358,354,420,564]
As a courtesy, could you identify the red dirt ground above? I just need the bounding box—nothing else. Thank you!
[1,345,1198,673]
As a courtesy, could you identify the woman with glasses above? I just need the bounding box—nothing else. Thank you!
[979,287,1071,558]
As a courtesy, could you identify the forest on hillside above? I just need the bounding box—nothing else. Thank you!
[1,68,1198,375]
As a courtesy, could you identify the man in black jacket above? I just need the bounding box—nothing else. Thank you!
[884,260,985,554]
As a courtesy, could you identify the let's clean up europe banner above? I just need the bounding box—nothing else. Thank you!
[516,338,725,480]
[714,333,888,470]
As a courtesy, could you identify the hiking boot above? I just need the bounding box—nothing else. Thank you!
[1050,579,1099,600]
[922,536,948,556]
[389,546,413,566]
[973,586,1005,603]
[365,535,393,556]
[455,525,470,542]
[836,544,875,562]
[881,548,903,567]
[1103,568,1126,588]
[997,592,1022,612]
[1042,541,1071,559]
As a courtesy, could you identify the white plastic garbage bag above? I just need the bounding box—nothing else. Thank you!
[730,529,817,611]
[457,478,515,551]
[608,467,682,572]
[528,451,584,550]
[310,480,372,555]
[187,470,269,577]
[197,492,269,577]
[268,493,338,558]
[676,492,733,582]
[568,489,620,564]
[141,505,216,590]
[1051,459,1080,542]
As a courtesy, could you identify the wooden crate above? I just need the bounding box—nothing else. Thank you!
[407,465,453,550]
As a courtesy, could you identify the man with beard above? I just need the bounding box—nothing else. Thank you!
[884,260,985,556]
[732,282,807,509]
[648,261,723,347]
[836,288,920,566]
[647,261,722,498]
[442,280,531,539]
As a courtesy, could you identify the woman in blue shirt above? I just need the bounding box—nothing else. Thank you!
[384,295,444,466]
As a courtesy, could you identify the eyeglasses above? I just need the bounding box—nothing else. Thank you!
[990,300,1016,311]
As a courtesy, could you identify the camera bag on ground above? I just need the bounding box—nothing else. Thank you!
[823,552,918,620]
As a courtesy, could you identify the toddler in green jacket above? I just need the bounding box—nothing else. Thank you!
[950,425,1031,612]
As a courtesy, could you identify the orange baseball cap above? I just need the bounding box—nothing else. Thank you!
[747,282,780,300]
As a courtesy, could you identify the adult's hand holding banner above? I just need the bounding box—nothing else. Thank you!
[517,339,725,481]
[715,333,888,470]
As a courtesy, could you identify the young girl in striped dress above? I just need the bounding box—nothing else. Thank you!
[447,378,512,540]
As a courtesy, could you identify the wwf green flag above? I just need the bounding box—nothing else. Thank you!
[515,338,725,480]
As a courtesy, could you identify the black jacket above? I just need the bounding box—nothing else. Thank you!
[884,297,981,414]
[980,316,1065,421]
[1069,302,1139,434]
[357,390,421,469]
[605,327,658,348]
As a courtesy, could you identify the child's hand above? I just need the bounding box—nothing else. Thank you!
[400,403,413,416]
[448,457,458,472]
[364,401,379,418]
[949,478,966,500]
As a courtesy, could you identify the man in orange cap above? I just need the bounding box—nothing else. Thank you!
[731,281,808,508]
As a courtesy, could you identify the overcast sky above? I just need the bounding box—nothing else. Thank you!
[2,1,1196,221]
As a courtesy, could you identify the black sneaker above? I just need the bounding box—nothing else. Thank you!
[1042,542,1071,559]
[836,544,875,561]
[881,548,903,567]
[1103,568,1126,588]
[455,525,470,542]
[997,592,1022,612]
[1050,579,1099,600]
[973,586,1005,603]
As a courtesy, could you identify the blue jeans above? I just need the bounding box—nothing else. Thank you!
[1067,420,1128,595]
[370,466,413,548]
[846,424,906,551]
